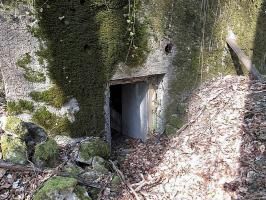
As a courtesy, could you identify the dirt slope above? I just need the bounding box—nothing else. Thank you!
[118,75,266,200]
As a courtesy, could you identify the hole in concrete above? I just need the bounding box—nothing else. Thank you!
[83,44,89,52]
[165,43,173,54]
[80,0,85,5]
[70,8,76,12]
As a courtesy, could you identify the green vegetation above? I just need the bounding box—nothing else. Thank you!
[31,107,70,135]
[64,165,84,177]
[7,100,34,115]
[3,116,29,137]
[30,86,68,108]
[33,176,77,200]
[34,138,59,168]
[0,134,28,164]
[79,139,110,161]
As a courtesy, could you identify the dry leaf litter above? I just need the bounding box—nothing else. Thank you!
[114,75,266,200]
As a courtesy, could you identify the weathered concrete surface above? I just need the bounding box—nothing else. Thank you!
[0,9,36,100]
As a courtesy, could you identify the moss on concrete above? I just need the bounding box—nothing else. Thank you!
[35,45,50,65]
[30,0,148,137]
[16,53,31,70]
[33,138,59,168]
[147,0,266,129]
[16,53,46,83]
[33,176,77,200]
[10,0,265,137]
[26,25,45,40]
[7,100,34,115]
[31,107,70,135]
[24,69,46,83]
[0,134,28,164]
[30,86,68,108]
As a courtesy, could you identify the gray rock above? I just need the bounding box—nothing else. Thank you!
[54,135,74,147]
[80,170,101,182]
[92,163,109,174]
[91,156,106,168]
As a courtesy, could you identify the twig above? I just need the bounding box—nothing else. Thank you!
[109,160,140,200]
[175,106,206,135]
[0,160,43,173]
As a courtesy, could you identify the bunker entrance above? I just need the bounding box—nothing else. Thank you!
[110,81,148,142]
[107,74,165,144]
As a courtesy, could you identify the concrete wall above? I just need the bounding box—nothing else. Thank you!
[1,0,266,138]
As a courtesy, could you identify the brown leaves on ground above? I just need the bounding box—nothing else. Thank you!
[114,75,266,200]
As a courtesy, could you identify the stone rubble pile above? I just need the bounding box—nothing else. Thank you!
[0,116,119,199]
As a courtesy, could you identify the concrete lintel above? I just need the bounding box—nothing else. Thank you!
[109,73,165,86]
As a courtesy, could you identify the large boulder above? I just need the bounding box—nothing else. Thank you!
[76,138,110,164]
[0,134,28,164]
[33,138,59,168]
[33,176,79,200]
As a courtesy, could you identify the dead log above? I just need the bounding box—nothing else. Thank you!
[226,32,261,80]
[0,160,43,173]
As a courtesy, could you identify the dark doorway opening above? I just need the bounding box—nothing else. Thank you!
[109,81,149,143]
[110,84,122,140]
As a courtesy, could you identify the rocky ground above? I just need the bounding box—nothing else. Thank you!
[0,75,265,200]
[114,75,266,200]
